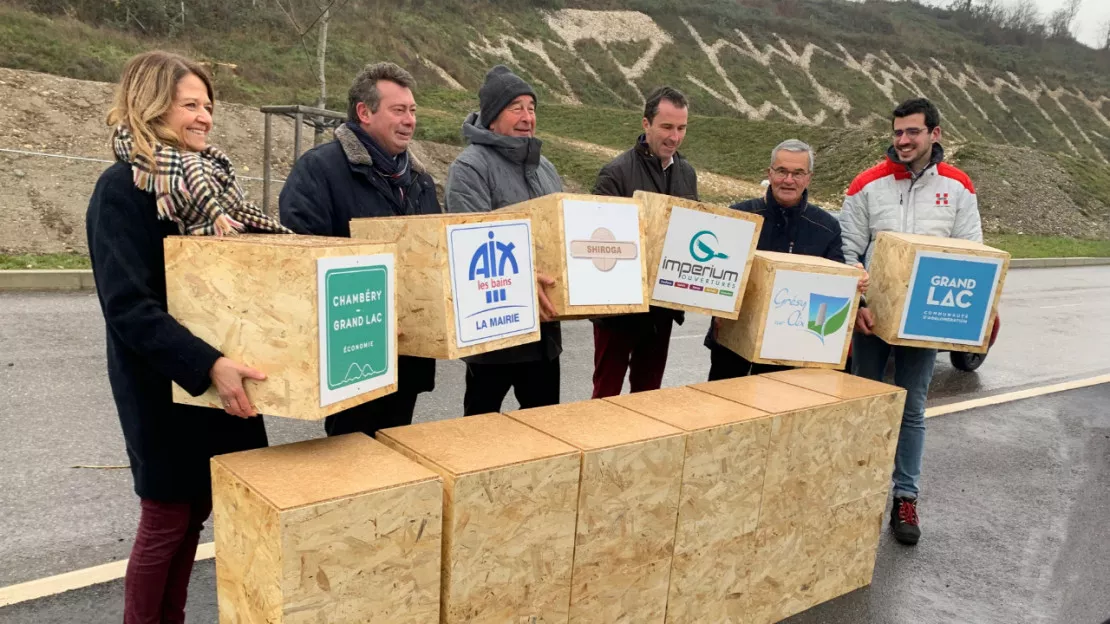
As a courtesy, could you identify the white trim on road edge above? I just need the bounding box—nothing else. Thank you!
[2,375,1108,608]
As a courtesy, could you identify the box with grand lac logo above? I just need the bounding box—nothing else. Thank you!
[350,212,541,359]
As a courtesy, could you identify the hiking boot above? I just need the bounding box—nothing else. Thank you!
[890,496,921,546]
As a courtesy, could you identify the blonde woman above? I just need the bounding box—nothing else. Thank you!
[86,51,288,623]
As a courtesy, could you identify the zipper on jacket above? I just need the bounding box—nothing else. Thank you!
[788,241,794,253]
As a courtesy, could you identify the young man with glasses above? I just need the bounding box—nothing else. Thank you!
[840,98,983,547]
[705,139,866,380]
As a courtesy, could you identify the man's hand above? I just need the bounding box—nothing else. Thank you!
[537,273,558,322]
[855,307,875,336]
[209,357,266,418]
[854,262,870,294]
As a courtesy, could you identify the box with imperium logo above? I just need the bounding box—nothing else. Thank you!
[867,232,1009,353]
[717,251,865,369]
[502,193,649,318]
[635,191,763,318]
[165,234,398,420]
[350,212,541,359]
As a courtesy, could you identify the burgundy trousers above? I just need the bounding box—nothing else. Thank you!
[591,322,673,398]
[123,498,212,624]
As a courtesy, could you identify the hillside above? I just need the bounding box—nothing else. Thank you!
[1,0,1109,257]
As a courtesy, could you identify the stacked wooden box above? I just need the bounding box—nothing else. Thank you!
[509,400,686,623]
[377,414,580,624]
[211,435,442,623]
[211,371,905,623]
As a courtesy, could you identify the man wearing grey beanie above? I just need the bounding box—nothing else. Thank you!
[445,65,563,415]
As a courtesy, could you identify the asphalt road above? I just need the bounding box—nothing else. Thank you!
[0,265,1108,613]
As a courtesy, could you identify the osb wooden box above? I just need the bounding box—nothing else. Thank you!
[349,212,541,359]
[691,374,906,624]
[867,231,1009,353]
[165,234,397,420]
[211,434,442,624]
[634,190,763,319]
[508,400,685,624]
[604,387,771,624]
[378,414,580,624]
[717,250,863,370]
[502,193,649,319]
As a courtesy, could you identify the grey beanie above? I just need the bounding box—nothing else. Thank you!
[478,65,536,129]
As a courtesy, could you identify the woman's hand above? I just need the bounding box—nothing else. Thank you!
[209,357,266,418]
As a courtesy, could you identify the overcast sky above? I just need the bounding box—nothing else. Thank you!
[920,0,1109,48]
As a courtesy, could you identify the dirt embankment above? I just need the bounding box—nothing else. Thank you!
[0,67,462,254]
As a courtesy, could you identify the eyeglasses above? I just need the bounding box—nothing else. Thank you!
[892,127,928,139]
[770,167,810,180]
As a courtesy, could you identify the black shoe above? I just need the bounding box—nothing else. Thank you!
[890,496,921,546]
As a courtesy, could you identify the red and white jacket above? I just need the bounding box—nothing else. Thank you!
[839,144,982,267]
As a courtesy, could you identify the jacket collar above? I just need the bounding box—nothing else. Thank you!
[461,111,543,170]
[885,142,944,179]
[765,187,808,217]
[634,134,682,170]
[335,123,426,174]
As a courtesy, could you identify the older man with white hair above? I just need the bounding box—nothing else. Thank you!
[704,139,867,380]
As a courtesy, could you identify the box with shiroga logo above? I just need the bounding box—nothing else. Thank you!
[350,212,540,359]
[717,251,864,369]
[635,191,762,318]
[503,193,649,318]
[867,232,1010,353]
[164,234,398,419]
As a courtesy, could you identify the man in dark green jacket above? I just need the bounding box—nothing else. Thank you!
[591,86,698,398]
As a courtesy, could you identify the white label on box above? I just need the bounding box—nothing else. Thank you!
[562,199,644,306]
[652,205,757,312]
[447,219,538,348]
[758,270,858,364]
[317,254,397,407]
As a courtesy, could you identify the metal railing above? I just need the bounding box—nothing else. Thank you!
[259,105,346,214]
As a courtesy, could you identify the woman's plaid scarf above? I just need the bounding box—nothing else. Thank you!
[112,126,291,236]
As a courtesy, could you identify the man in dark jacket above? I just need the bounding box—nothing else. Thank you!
[280,62,440,436]
[445,65,562,416]
[706,139,866,380]
[591,86,698,398]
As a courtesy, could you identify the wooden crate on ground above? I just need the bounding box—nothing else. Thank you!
[604,387,771,623]
[508,400,685,623]
[716,250,863,370]
[210,434,442,624]
[165,234,397,420]
[349,212,541,359]
[634,190,763,319]
[377,414,580,624]
[866,231,1009,353]
[503,193,649,318]
[691,373,906,623]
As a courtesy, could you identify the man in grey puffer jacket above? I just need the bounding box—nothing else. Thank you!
[445,65,562,415]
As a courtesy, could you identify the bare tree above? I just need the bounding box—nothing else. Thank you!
[1003,0,1043,37]
[1101,19,1110,50]
[1044,0,1082,39]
